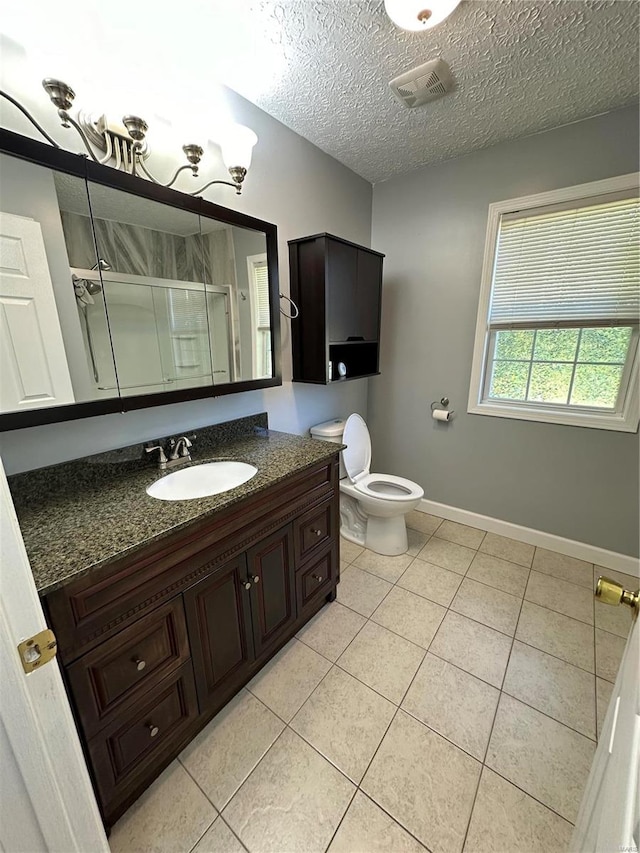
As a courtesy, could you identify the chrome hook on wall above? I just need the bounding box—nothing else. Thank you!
[279,293,300,319]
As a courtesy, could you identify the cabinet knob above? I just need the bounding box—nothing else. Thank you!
[147,724,159,738]
[251,575,260,584]
[311,528,322,537]
[244,581,252,590]
[312,574,324,583]
[133,657,146,671]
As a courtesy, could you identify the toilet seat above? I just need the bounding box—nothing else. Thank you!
[342,414,423,502]
[354,473,423,502]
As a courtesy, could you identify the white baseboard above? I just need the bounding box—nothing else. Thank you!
[418,498,640,579]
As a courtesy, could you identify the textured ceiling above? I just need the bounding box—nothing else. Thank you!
[222,0,639,183]
[1,1,638,185]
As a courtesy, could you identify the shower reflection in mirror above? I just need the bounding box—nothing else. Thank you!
[56,176,272,400]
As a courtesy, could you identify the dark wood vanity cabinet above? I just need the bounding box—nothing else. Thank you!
[246,525,297,658]
[184,555,255,716]
[289,233,384,384]
[42,457,340,829]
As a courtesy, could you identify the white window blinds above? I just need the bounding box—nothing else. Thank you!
[489,194,640,329]
[253,260,270,328]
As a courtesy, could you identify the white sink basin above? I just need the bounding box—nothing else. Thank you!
[146,461,258,501]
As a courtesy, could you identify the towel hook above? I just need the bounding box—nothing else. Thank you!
[279,293,299,319]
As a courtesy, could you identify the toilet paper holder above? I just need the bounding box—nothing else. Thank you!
[431,397,454,420]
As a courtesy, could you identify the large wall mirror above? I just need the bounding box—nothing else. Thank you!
[0,129,281,430]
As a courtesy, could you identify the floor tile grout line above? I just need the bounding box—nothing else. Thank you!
[217,814,251,853]
[193,537,604,849]
[179,757,253,851]
[348,541,610,639]
[298,611,604,723]
[321,786,359,853]
[290,668,578,839]
[403,526,603,583]
[339,553,606,682]
[458,576,527,852]
[478,764,578,828]
[462,572,535,850]
[183,813,217,853]
[346,530,604,599]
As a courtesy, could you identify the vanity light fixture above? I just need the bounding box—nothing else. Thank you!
[384,0,461,31]
[0,79,258,195]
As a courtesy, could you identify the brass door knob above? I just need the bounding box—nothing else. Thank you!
[596,577,639,609]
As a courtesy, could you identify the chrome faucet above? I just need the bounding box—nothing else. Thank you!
[168,435,193,461]
[145,434,196,470]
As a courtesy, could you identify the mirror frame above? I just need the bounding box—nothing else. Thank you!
[0,128,282,432]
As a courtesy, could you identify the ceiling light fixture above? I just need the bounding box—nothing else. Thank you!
[384,0,461,31]
[0,79,257,195]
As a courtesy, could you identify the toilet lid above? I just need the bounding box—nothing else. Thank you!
[342,413,371,483]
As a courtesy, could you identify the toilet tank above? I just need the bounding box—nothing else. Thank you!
[310,418,347,479]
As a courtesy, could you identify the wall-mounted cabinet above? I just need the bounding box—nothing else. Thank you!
[289,233,384,384]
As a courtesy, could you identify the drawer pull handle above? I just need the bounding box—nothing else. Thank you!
[133,658,146,672]
[147,724,159,738]
[311,529,322,537]
[312,574,324,583]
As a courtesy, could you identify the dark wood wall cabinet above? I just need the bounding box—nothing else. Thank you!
[43,457,340,828]
[289,233,384,384]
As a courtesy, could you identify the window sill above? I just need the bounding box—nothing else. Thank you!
[467,401,639,433]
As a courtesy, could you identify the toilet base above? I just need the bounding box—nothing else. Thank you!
[365,514,409,556]
[339,492,410,556]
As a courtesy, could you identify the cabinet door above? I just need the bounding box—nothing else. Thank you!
[184,556,255,713]
[246,525,296,658]
[356,249,383,342]
[327,238,358,342]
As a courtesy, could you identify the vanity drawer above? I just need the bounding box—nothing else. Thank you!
[296,547,335,613]
[87,663,198,808]
[294,498,334,566]
[66,598,189,738]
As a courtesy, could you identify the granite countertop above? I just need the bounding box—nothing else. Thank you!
[8,414,341,596]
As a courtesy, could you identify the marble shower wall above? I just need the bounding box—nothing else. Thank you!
[59,212,236,287]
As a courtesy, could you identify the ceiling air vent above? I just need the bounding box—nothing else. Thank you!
[389,58,455,108]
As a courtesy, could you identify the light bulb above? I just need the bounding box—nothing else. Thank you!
[384,0,461,31]
[218,124,258,171]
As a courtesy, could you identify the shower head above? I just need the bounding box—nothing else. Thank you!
[91,258,112,271]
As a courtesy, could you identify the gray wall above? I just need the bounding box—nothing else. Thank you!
[370,106,640,557]
[0,75,373,474]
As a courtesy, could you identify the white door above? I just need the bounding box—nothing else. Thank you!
[0,458,108,852]
[0,211,75,412]
[571,606,639,852]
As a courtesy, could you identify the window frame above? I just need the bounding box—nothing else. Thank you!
[468,173,640,433]
[247,252,271,378]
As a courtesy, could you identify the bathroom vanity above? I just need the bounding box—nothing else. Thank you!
[8,416,340,828]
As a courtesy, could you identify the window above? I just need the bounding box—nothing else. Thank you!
[247,253,272,378]
[468,174,640,432]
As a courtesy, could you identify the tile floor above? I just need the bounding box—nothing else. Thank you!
[109,512,634,853]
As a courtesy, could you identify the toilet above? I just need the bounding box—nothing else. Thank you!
[310,414,424,556]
